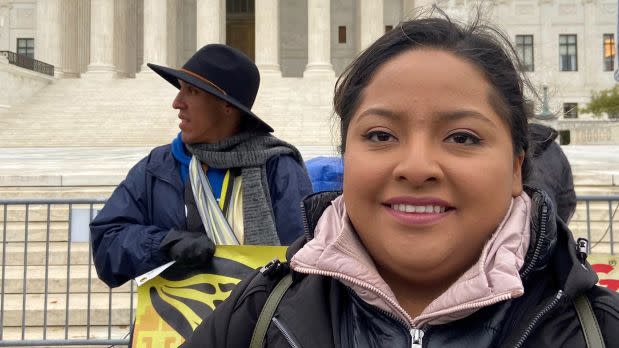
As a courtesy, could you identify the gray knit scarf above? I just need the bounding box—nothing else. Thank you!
[185,132,306,245]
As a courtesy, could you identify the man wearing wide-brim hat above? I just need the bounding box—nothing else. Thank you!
[90,44,313,288]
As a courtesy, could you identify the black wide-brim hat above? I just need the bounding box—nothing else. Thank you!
[147,44,273,132]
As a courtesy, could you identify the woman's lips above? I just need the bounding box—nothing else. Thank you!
[384,204,453,225]
[382,198,453,225]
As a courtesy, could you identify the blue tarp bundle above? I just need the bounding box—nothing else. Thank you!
[305,156,344,192]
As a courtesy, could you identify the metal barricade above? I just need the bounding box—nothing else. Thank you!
[0,199,132,347]
[574,196,619,255]
[0,195,616,346]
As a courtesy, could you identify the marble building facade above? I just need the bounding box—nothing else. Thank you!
[0,0,617,125]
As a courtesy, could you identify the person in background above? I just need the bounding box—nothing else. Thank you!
[90,44,312,288]
[183,11,619,347]
[527,123,576,223]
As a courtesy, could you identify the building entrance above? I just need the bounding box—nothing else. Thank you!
[226,0,255,60]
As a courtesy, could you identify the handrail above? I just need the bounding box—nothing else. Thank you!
[0,198,107,204]
[576,195,619,201]
[0,51,54,76]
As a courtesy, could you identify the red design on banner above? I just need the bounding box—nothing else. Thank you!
[599,279,619,291]
[592,264,614,274]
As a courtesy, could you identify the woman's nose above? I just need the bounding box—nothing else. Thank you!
[392,141,442,186]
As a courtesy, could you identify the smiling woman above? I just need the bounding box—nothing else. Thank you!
[183,9,619,348]
[342,48,525,315]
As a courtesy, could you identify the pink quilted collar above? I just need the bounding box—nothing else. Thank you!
[291,193,531,327]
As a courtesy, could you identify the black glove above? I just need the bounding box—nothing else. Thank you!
[160,229,216,265]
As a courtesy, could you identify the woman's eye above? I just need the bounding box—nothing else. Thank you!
[446,132,481,145]
[366,131,394,142]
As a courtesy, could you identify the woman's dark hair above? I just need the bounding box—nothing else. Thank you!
[333,8,532,180]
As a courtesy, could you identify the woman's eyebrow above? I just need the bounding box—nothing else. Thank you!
[356,107,402,121]
[434,110,498,128]
[357,107,497,127]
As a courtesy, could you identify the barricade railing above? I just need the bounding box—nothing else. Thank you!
[0,198,132,347]
[574,195,619,255]
[0,196,616,346]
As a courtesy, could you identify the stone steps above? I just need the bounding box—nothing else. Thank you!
[2,264,133,294]
[0,325,131,346]
[0,205,73,222]
[0,242,91,266]
[0,75,335,148]
[1,292,135,326]
[575,185,619,196]
[569,220,618,239]
[0,222,71,242]
[0,186,115,199]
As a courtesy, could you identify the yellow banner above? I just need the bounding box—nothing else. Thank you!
[132,245,287,348]
[131,250,617,347]
[589,254,619,292]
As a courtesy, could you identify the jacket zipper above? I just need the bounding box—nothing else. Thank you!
[411,328,424,348]
[299,201,313,241]
[509,196,557,348]
[519,201,549,280]
[296,267,426,347]
[347,288,426,348]
[512,290,564,348]
[272,316,302,348]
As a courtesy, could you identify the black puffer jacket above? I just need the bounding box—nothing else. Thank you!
[183,189,619,348]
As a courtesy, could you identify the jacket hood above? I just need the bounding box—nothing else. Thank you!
[528,123,559,157]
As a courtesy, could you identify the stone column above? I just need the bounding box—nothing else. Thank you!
[255,0,281,75]
[36,0,63,77]
[62,0,80,77]
[0,1,11,51]
[77,0,90,73]
[85,0,115,75]
[196,0,225,47]
[304,0,334,77]
[357,0,384,52]
[114,0,138,77]
[140,0,167,73]
[166,0,178,68]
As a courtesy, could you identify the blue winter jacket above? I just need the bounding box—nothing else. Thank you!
[90,144,313,288]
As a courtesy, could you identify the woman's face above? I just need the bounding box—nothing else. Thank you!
[343,48,524,288]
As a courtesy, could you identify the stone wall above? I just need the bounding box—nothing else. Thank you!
[557,120,619,144]
[0,55,52,111]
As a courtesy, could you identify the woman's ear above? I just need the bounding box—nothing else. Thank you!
[512,152,525,196]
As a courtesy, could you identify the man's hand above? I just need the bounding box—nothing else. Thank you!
[160,229,216,265]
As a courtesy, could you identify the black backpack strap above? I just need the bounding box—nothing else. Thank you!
[249,273,294,348]
[574,293,606,348]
